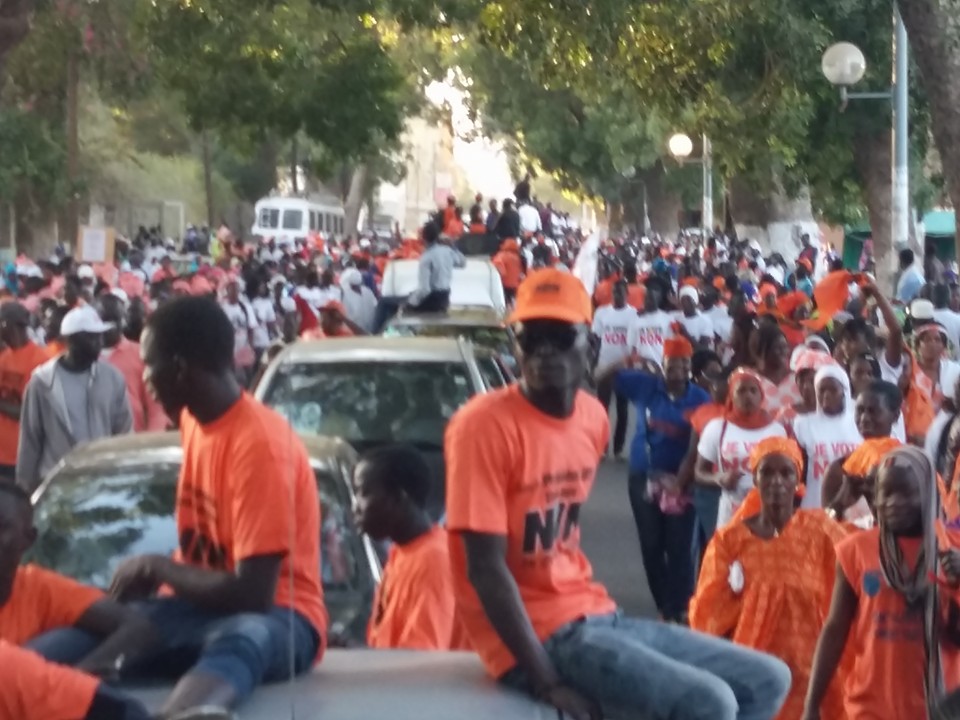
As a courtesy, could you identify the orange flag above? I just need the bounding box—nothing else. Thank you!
[802,270,854,331]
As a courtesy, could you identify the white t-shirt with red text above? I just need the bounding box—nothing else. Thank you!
[793,412,862,509]
[592,305,637,371]
[628,310,675,366]
[698,418,787,526]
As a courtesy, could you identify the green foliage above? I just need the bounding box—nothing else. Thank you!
[0,107,67,212]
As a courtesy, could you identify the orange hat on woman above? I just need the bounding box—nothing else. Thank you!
[663,337,694,359]
[749,437,805,480]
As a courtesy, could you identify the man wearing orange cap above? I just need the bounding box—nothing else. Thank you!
[445,269,790,720]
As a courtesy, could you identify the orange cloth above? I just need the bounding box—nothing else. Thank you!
[492,241,523,291]
[835,526,960,719]
[44,341,64,359]
[904,357,937,438]
[802,271,853,331]
[690,511,849,720]
[176,393,328,658]
[0,342,49,465]
[663,337,694,359]
[689,402,724,435]
[592,276,617,307]
[842,438,902,477]
[445,385,616,677]
[508,268,592,326]
[367,526,469,651]
[748,437,804,478]
[103,338,168,433]
[0,565,104,645]
[468,222,487,234]
[0,639,100,720]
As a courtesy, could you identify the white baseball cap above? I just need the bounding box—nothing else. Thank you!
[77,264,96,280]
[60,305,114,336]
[679,286,700,303]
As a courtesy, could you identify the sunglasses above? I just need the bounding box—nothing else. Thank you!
[515,322,581,354]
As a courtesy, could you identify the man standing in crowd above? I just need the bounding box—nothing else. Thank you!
[445,269,790,720]
[110,297,326,719]
[592,280,634,460]
[518,198,542,238]
[97,294,168,432]
[353,444,466,651]
[17,305,132,492]
[495,199,521,241]
[0,302,48,481]
[675,286,713,348]
[896,248,925,303]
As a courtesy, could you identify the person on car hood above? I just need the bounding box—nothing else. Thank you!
[110,296,327,720]
[492,239,523,304]
[444,268,791,720]
[353,444,468,651]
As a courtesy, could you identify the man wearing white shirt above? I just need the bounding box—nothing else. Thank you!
[592,280,635,459]
[674,286,713,348]
[517,201,542,237]
[628,289,675,368]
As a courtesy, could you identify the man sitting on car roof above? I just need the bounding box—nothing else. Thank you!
[109,297,327,720]
[0,483,155,674]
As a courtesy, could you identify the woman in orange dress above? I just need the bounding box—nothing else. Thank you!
[689,437,848,720]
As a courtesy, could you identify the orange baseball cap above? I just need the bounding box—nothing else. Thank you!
[508,268,592,325]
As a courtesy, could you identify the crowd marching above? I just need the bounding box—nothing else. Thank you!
[1,178,960,720]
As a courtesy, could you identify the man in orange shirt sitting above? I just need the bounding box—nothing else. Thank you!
[352,444,467,651]
[109,297,327,720]
[0,484,155,673]
[445,269,791,720]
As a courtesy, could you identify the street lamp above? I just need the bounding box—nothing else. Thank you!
[821,10,910,255]
[668,133,713,232]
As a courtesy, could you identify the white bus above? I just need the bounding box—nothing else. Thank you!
[251,196,346,244]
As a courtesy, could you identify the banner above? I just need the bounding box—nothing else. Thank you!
[572,231,600,297]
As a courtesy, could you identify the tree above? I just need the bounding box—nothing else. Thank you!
[896,0,960,260]
[0,0,33,81]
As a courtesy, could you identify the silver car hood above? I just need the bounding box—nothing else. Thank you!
[126,649,548,718]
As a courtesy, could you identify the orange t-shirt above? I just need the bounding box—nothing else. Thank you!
[836,526,960,719]
[367,525,469,651]
[445,385,617,677]
[0,640,99,720]
[0,342,49,465]
[176,393,328,656]
[0,565,104,645]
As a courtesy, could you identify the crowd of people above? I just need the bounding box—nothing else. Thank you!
[3,178,960,720]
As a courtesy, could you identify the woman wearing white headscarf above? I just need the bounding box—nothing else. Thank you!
[339,268,377,333]
[793,364,863,508]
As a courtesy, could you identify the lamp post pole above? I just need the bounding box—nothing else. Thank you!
[702,134,714,233]
[893,9,910,250]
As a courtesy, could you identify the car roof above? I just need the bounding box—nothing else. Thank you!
[278,336,470,363]
[125,649,542,719]
[53,431,355,472]
[388,309,506,328]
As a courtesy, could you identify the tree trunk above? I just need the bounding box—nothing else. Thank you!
[896,0,960,260]
[853,129,895,294]
[200,130,214,229]
[605,199,624,235]
[290,135,299,195]
[64,47,79,249]
[343,163,367,240]
[642,161,681,237]
[728,176,819,262]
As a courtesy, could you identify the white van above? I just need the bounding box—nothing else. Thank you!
[380,258,506,317]
[251,196,346,244]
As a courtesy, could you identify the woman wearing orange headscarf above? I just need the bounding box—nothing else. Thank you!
[690,438,849,720]
[695,367,788,527]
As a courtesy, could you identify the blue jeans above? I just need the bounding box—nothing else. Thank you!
[502,612,791,720]
[28,599,320,704]
[628,472,697,619]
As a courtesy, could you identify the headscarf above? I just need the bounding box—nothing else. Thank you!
[725,367,772,430]
[843,437,902,477]
[663,337,693,360]
[813,364,854,419]
[749,437,804,479]
[877,445,945,714]
[791,347,835,373]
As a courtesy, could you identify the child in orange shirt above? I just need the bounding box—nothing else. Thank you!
[804,445,960,719]
[353,444,467,651]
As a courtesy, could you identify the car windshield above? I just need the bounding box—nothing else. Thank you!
[262,361,474,448]
[26,461,367,610]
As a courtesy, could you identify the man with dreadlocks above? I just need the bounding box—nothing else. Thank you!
[803,445,960,720]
